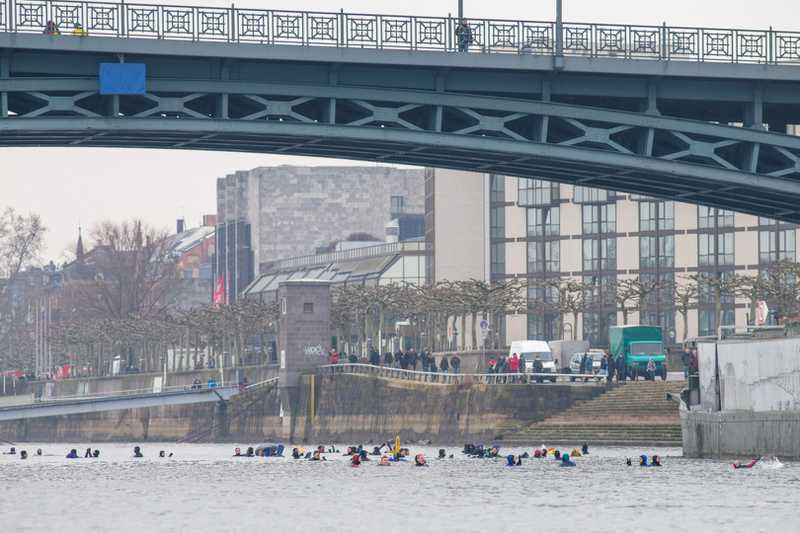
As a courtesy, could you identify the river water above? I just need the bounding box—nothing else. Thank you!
[0,443,797,533]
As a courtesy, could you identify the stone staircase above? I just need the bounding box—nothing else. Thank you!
[498,380,686,446]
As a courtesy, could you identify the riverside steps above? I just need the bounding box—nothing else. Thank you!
[499,380,686,447]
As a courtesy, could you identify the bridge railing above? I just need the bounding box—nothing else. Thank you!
[317,363,600,385]
[0,0,798,64]
[33,382,239,403]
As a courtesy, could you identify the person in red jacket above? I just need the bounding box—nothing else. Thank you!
[328,349,339,365]
[509,353,521,373]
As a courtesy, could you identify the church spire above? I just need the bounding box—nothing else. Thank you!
[76,225,85,263]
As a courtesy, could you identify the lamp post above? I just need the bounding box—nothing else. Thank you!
[458,0,463,21]
[555,0,563,58]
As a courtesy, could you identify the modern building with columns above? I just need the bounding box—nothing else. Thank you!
[425,168,797,348]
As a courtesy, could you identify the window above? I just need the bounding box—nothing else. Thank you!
[519,179,559,207]
[759,228,796,264]
[583,311,617,347]
[639,201,674,231]
[698,233,734,266]
[698,206,734,229]
[574,186,612,204]
[583,275,616,307]
[528,241,560,273]
[582,204,616,234]
[583,238,616,271]
[699,308,735,336]
[527,207,560,237]
[490,175,506,203]
[490,206,506,240]
[640,235,675,269]
[390,195,405,215]
[528,314,559,342]
[303,302,314,314]
[491,242,506,276]
[528,285,559,305]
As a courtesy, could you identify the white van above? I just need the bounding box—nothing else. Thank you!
[509,340,557,382]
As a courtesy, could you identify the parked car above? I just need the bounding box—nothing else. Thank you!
[568,350,605,381]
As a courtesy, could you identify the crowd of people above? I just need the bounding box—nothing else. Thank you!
[327,348,462,374]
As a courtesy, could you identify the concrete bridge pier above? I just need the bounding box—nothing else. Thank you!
[276,279,332,442]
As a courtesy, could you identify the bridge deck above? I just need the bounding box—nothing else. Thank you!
[0,386,241,422]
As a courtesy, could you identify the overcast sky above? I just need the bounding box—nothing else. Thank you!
[3,0,797,260]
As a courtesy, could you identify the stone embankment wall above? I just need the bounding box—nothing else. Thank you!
[681,410,800,459]
[0,373,602,444]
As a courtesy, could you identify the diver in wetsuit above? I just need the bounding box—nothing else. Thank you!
[560,453,576,467]
[733,457,760,469]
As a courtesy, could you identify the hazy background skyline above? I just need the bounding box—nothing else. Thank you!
[3,0,797,260]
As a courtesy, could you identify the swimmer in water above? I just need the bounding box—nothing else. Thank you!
[581,443,590,455]
[36,449,42,456]
[133,446,143,458]
[4,447,16,455]
[351,453,361,466]
[378,455,391,466]
[66,449,79,459]
[438,449,446,459]
[311,450,326,461]
[560,453,576,467]
[733,457,760,469]
[20,450,28,460]
[93,450,100,458]
[651,455,662,467]
[234,447,242,457]
[414,454,428,467]
[84,448,93,458]
[639,455,649,467]
[626,458,632,466]
[506,455,522,467]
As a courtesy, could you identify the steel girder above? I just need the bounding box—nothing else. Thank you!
[2,78,800,221]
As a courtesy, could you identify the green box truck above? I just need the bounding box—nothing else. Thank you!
[609,325,668,380]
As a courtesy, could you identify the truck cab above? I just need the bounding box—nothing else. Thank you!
[609,325,668,380]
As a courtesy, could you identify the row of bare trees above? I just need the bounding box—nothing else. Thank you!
[332,279,527,353]
[48,299,280,376]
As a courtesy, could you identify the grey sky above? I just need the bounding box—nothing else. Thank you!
[2,0,797,260]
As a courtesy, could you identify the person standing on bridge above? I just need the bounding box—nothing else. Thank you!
[455,20,473,52]
[43,20,60,36]
[328,349,339,365]
[440,355,450,373]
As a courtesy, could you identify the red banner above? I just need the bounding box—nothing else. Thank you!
[213,276,226,306]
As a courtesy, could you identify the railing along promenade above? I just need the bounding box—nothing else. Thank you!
[0,0,799,64]
[317,363,600,386]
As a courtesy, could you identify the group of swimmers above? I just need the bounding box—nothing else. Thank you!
[626,455,663,467]
[2,446,174,459]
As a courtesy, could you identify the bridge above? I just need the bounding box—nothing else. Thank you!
[0,378,278,422]
[2,1,800,219]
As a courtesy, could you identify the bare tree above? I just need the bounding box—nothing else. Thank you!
[76,220,178,319]
[0,207,46,279]
[673,278,698,341]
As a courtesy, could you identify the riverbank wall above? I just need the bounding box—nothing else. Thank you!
[681,336,800,459]
[0,373,603,444]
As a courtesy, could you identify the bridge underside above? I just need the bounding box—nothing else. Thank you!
[5,115,800,221]
[3,35,800,220]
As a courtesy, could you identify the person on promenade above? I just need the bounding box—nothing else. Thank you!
[408,349,418,370]
[450,354,461,374]
[440,355,450,373]
[421,351,430,371]
[617,354,626,382]
[369,348,380,366]
[532,356,543,383]
[455,20,473,52]
[328,349,339,365]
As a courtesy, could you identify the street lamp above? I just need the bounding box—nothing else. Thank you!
[555,0,563,58]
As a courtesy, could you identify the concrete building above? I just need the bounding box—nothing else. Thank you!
[215,165,424,302]
[425,169,798,348]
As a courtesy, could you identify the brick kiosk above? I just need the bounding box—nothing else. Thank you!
[277,279,332,440]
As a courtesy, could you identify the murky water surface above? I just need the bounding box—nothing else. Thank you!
[0,443,798,532]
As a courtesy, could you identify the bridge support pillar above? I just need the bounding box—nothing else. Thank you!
[276,280,332,442]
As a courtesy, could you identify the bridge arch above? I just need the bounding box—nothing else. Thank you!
[4,78,800,220]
